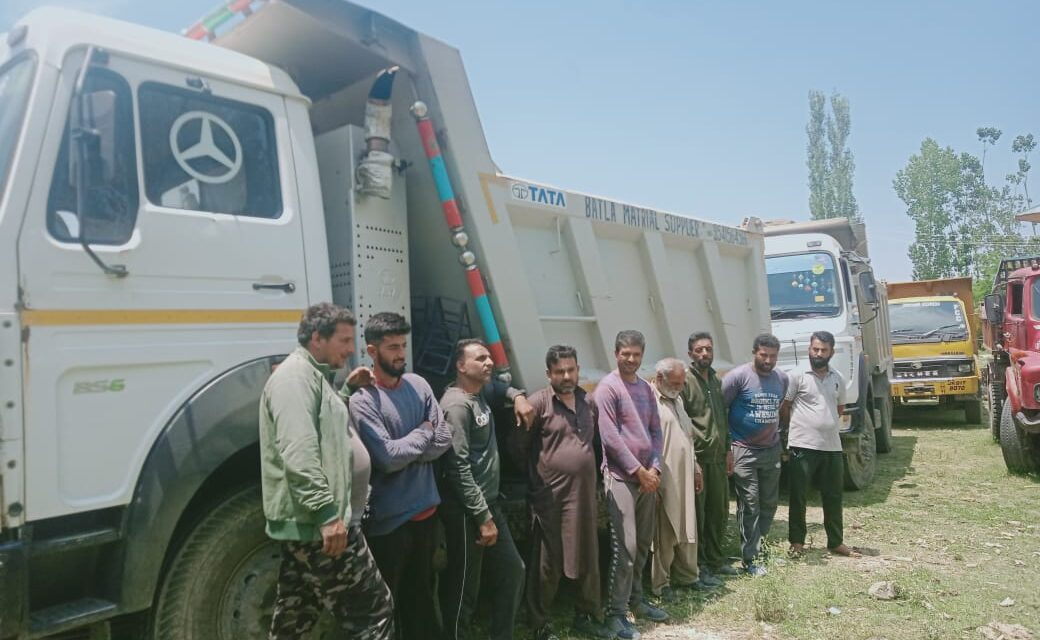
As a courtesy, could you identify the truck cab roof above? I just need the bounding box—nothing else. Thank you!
[12,7,304,101]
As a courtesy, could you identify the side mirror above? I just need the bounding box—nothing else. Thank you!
[858,271,878,305]
[71,89,117,242]
[984,293,1004,323]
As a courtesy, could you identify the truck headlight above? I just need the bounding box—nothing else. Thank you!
[958,363,973,373]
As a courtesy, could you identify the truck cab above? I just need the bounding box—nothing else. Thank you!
[887,278,981,424]
[761,218,894,490]
[982,258,1040,473]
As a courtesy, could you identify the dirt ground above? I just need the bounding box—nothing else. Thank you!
[620,407,1040,640]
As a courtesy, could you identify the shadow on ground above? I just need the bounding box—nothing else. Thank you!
[893,405,983,429]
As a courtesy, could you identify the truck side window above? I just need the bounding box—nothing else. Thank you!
[46,68,139,245]
[138,82,281,219]
[840,259,854,303]
[1009,282,1024,316]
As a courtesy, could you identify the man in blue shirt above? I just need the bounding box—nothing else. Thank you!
[722,334,788,576]
[350,312,453,640]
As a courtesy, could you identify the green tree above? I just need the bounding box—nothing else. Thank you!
[895,131,1037,297]
[827,92,858,220]
[977,126,1002,172]
[893,139,966,280]
[1012,133,1035,205]
[806,90,858,220]
[807,91,830,219]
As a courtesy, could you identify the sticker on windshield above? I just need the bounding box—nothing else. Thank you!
[815,295,825,302]
[811,262,826,275]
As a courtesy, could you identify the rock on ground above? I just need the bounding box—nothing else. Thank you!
[868,581,899,600]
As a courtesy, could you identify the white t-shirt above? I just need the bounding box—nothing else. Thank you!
[785,368,846,452]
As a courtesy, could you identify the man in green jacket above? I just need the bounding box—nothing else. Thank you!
[261,302,394,639]
[681,332,740,579]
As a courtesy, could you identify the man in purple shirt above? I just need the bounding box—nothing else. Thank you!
[594,330,668,640]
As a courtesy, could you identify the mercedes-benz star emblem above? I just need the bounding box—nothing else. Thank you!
[169,111,243,185]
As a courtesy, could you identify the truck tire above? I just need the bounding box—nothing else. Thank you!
[964,399,983,425]
[844,408,877,490]
[875,396,893,454]
[152,485,331,639]
[988,383,1004,441]
[999,401,1040,474]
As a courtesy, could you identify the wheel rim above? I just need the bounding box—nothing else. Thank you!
[217,540,281,638]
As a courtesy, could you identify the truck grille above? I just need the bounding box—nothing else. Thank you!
[893,359,972,380]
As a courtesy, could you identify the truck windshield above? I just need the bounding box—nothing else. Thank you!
[0,55,36,204]
[766,251,842,319]
[889,300,968,343]
[1032,279,1040,319]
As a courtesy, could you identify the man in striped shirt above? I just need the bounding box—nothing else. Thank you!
[595,330,668,640]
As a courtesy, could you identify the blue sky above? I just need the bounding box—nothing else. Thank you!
[4,0,1038,281]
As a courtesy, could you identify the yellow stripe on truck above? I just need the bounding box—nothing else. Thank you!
[20,309,303,326]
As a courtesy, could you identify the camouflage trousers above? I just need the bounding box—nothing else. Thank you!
[269,526,395,640]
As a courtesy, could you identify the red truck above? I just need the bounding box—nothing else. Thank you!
[981,257,1040,473]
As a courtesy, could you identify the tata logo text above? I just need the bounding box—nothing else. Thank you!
[510,182,567,209]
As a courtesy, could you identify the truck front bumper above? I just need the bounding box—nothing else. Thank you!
[891,377,979,405]
[0,539,27,637]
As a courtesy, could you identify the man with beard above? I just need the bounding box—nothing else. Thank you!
[513,345,614,640]
[649,358,720,602]
[781,331,859,558]
[595,330,667,640]
[350,312,453,640]
[722,333,788,577]
[262,303,394,639]
[681,332,740,579]
[438,339,531,640]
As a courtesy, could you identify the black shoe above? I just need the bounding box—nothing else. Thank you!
[534,624,560,640]
[605,615,640,640]
[711,563,742,576]
[572,613,617,639]
[632,599,669,622]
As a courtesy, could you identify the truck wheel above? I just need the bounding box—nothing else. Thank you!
[875,396,893,454]
[152,485,331,639]
[988,383,1004,441]
[964,399,983,425]
[999,401,1040,474]
[844,408,877,490]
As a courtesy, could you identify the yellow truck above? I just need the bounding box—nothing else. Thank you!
[887,277,982,423]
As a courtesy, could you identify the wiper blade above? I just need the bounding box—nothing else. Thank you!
[771,308,829,319]
[920,323,965,339]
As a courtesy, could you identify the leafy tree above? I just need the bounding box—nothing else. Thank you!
[827,93,858,220]
[895,131,1037,298]
[806,91,858,220]
[1012,133,1036,203]
[977,127,1002,171]
[807,91,830,219]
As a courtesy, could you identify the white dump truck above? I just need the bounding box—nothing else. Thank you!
[0,1,770,637]
[760,218,894,490]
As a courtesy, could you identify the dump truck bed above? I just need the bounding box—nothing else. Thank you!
[213,0,771,388]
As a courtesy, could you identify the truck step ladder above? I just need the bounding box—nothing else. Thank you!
[414,297,472,376]
[29,598,116,638]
